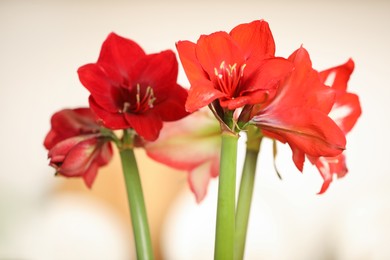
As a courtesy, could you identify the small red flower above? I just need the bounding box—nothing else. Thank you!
[78,33,188,141]
[176,20,292,113]
[250,47,346,171]
[309,59,362,193]
[44,108,113,187]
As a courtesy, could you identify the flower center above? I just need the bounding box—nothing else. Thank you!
[214,61,246,98]
[119,84,156,114]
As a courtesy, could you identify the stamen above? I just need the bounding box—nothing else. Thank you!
[120,102,131,113]
[213,60,246,97]
[240,64,247,77]
[135,84,156,112]
[219,61,225,70]
[148,88,156,108]
[136,84,141,104]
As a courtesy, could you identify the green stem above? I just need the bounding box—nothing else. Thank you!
[119,132,153,260]
[234,128,262,260]
[214,131,239,260]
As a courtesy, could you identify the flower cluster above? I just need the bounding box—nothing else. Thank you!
[44,20,360,198]
[175,20,361,195]
[44,33,189,186]
[43,19,361,260]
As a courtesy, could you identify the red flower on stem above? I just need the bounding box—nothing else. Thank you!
[176,20,292,113]
[44,108,113,187]
[78,33,188,141]
[309,59,361,193]
[250,47,346,173]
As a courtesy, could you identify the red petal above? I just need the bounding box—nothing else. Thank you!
[78,64,122,113]
[319,59,354,91]
[132,50,178,92]
[267,48,335,114]
[89,96,129,129]
[125,112,163,141]
[95,142,114,166]
[330,92,362,133]
[195,32,245,79]
[58,138,99,177]
[290,146,305,172]
[82,162,99,188]
[44,130,58,150]
[97,32,146,77]
[154,84,189,121]
[230,20,275,60]
[309,154,348,194]
[176,40,209,85]
[254,108,346,157]
[185,79,226,112]
[220,95,253,110]
[242,57,293,94]
[44,108,98,149]
[48,135,96,162]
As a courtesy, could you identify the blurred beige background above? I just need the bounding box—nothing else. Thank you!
[1,0,390,259]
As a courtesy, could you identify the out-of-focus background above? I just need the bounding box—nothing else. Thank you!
[1,0,389,259]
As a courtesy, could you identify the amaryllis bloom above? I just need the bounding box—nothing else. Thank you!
[44,108,113,187]
[309,59,361,193]
[250,47,346,173]
[144,110,221,202]
[78,33,188,141]
[176,20,292,113]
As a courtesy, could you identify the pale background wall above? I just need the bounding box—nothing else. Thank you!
[0,0,389,259]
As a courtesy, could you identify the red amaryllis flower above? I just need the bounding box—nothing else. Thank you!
[250,47,346,172]
[309,59,361,193]
[78,33,188,141]
[176,20,292,113]
[44,108,113,187]
[144,110,221,202]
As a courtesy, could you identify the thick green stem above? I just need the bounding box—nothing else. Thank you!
[119,145,153,260]
[214,132,239,260]
[234,128,262,260]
